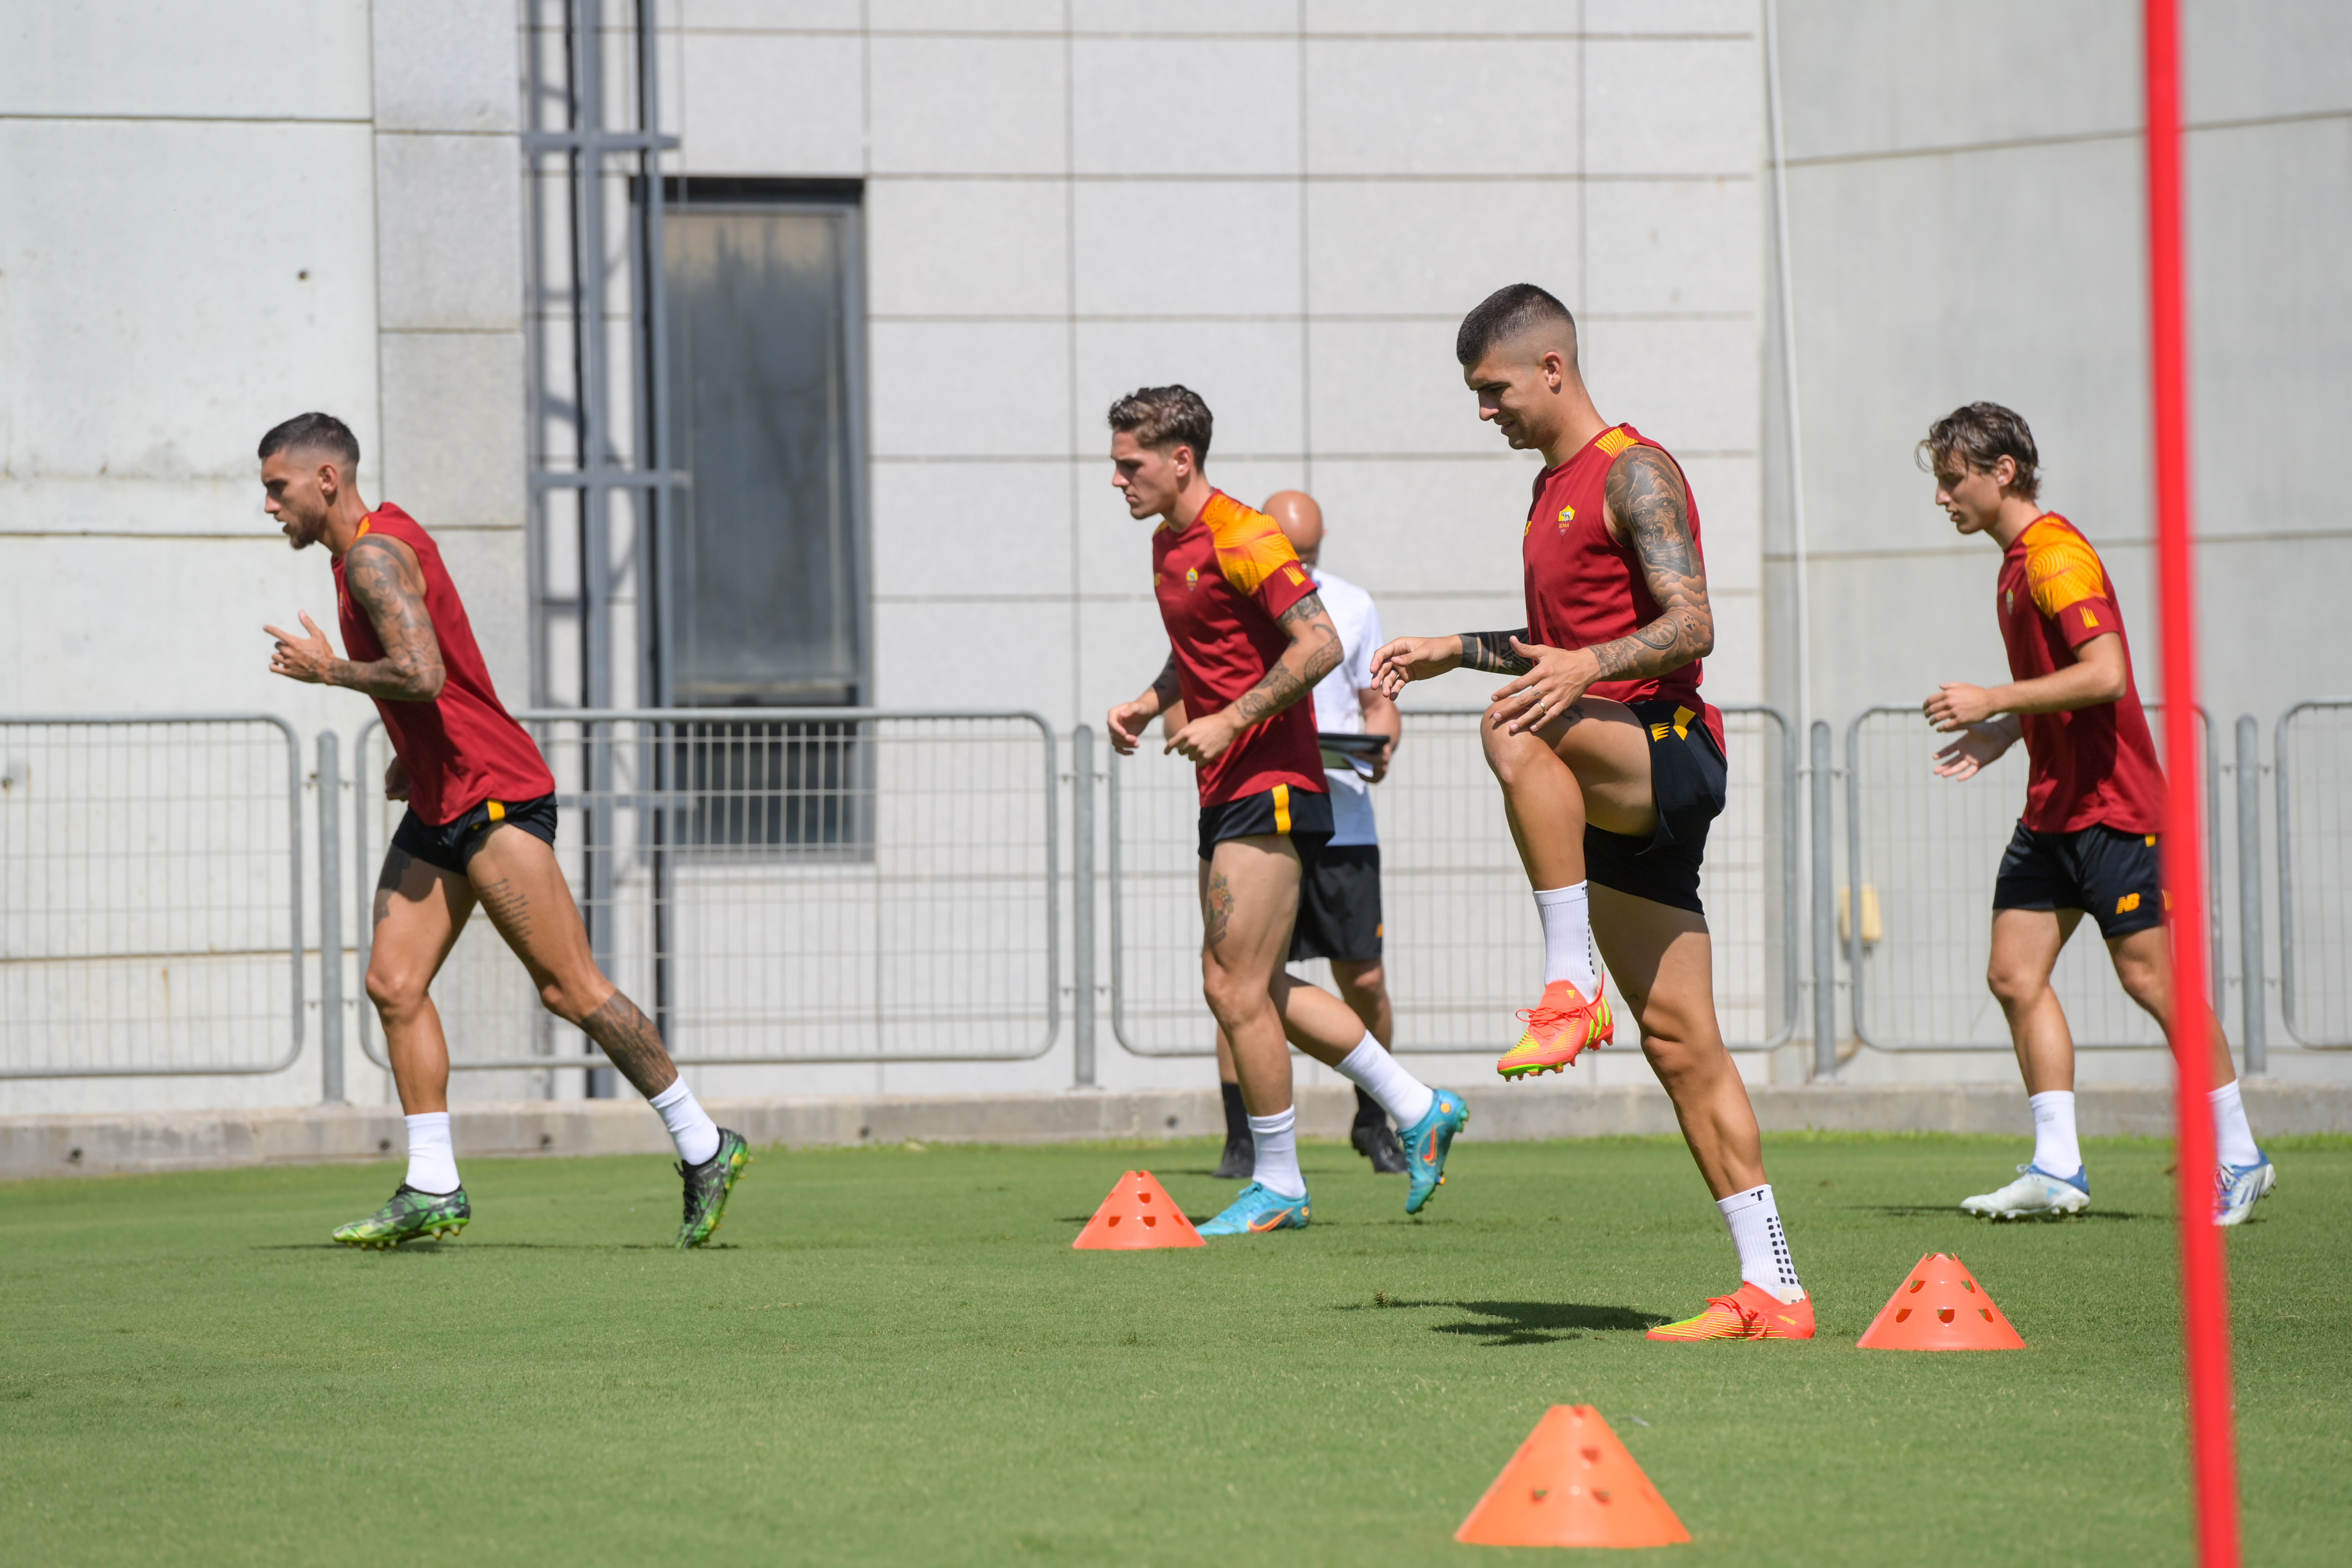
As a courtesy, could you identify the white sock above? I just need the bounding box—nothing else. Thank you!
[1718,1183,1802,1301]
[403,1111,459,1195]
[1334,1034,1436,1128]
[649,1078,722,1166]
[2028,1089,2082,1178]
[2210,1080,2259,1168]
[1534,883,1598,994]
[1247,1107,1305,1199]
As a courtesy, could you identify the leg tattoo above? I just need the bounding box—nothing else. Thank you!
[473,875,533,943]
[579,990,678,1097]
[1205,870,1234,950]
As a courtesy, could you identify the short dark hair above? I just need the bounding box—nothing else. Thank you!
[1456,283,1577,367]
[1919,402,2040,501]
[1107,385,1213,461]
[258,411,360,470]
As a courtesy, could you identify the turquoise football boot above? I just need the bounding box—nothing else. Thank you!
[1399,1089,1469,1215]
[1198,1181,1310,1236]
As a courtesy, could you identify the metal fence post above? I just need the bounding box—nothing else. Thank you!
[1070,725,1097,1087]
[317,731,346,1105]
[2235,715,2265,1074]
[1810,720,1837,1077]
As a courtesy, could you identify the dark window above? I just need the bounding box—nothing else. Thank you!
[663,181,866,708]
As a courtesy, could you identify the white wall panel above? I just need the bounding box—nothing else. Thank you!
[0,120,380,498]
[1584,177,1758,315]
[868,321,1072,458]
[1309,319,1518,455]
[870,460,1075,599]
[1073,320,1305,457]
[1304,455,1542,600]
[1304,39,1581,175]
[868,179,1068,317]
[868,35,1066,175]
[376,332,526,532]
[1074,0,1295,35]
[0,0,370,120]
[371,0,521,133]
[1072,181,1302,318]
[678,29,865,174]
[1584,38,1758,175]
[1578,317,1759,456]
[1306,181,1581,316]
[869,0,1065,30]
[1071,37,1299,176]
[374,133,526,330]
[871,596,1074,713]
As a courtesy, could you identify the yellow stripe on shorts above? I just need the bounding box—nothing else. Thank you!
[1272,784,1291,835]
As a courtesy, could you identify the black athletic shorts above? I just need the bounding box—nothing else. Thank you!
[1583,699,1728,916]
[1993,822,2166,939]
[392,792,559,875]
[1289,844,1383,964]
[1196,781,1334,863]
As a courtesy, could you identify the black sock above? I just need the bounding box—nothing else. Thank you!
[1351,1086,1386,1131]
[1220,1080,1250,1144]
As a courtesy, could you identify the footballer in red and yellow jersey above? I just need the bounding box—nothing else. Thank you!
[1995,513,2167,835]
[1152,490,1328,808]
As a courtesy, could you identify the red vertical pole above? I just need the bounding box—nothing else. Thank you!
[2142,3,2240,1564]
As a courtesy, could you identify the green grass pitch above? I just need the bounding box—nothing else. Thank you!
[3,1133,2347,1565]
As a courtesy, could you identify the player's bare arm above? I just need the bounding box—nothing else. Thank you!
[1484,446,1712,735]
[1925,633,2129,730]
[266,536,447,701]
[1166,593,1340,766]
[1358,681,1402,782]
[1107,651,1182,756]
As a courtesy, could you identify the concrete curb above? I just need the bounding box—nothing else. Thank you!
[4,1081,2346,1182]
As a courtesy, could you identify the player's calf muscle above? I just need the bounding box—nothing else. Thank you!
[578,990,678,1094]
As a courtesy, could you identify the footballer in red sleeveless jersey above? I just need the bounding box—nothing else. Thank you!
[260,412,749,1249]
[1374,286,1814,1339]
[1919,402,2271,1225]
[1104,387,1465,1235]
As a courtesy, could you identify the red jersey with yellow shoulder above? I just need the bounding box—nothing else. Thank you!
[1523,422,1723,750]
[1152,491,1328,808]
[1996,512,2165,835]
[333,504,555,826]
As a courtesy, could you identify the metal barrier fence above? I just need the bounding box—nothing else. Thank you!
[0,715,304,1078]
[2277,700,2352,1047]
[1107,706,1798,1056]
[1845,704,2221,1051]
[354,710,1058,1070]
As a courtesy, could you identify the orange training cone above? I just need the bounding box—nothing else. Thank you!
[1454,1405,1690,1549]
[1857,1252,2025,1350]
[1073,1171,1205,1250]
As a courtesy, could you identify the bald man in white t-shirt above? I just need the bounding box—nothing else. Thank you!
[1171,492,1409,1177]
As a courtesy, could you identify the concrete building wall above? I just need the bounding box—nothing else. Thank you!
[1759,0,2352,1086]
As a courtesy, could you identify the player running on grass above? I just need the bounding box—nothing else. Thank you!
[1185,491,1412,1181]
[258,413,749,1250]
[1103,387,1468,1235]
[1371,285,1812,1339]
[1918,402,2276,1225]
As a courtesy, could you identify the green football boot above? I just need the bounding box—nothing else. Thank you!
[676,1128,751,1249]
[332,1184,470,1250]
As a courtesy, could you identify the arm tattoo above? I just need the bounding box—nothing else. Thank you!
[1229,593,1339,728]
[337,538,446,701]
[1587,446,1713,682]
[1149,650,1181,710]
[578,990,679,1100]
[1458,629,1534,675]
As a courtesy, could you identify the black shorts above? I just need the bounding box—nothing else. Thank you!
[391,793,559,875]
[1289,844,1383,964]
[1993,822,2166,939]
[1583,699,1728,916]
[1197,782,1334,863]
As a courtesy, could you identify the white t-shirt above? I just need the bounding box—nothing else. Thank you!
[1305,568,1384,848]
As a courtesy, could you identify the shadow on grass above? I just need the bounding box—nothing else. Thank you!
[1857,1205,2151,1222]
[1333,1297,1667,1346]
[253,1241,693,1252]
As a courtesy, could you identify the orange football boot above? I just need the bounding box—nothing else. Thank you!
[1495,978,1614,1079]
[1645,1282,1816,1341]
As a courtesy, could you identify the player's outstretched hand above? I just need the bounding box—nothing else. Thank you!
[1165,710,1239,766]
[1105,700,1155,757]
[265,613,337,684]
[1369,635,1460,697]
[1491,637,1594,737]
[1923,682,1996,732]
[1931,719,2017,781]
[384,754,411,801]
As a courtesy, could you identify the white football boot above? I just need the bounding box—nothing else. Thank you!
[2214,1154,2278,1227]
[1961,1163,2091,1220]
